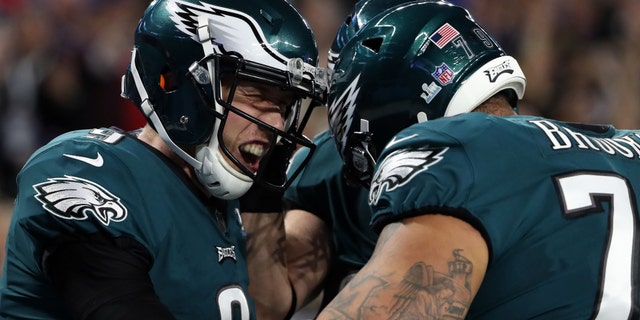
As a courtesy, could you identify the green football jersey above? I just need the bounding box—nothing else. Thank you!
[0,128,254,319]
[370,113,640,319]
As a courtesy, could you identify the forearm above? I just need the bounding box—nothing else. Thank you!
[317,215,488,320]
[243,209,332,319]
[242,212,294,320]
[284,209,332,308]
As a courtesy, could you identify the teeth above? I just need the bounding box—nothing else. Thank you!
[240,143,267,158]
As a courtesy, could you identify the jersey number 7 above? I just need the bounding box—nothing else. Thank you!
[556,172,637,319]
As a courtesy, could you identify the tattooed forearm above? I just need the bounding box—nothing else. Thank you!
[320,249,474,320]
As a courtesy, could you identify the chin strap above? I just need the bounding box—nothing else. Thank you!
[197,15,217,57]
[192,16,253,199]
[126,48,203,171]
[127,46,252,200]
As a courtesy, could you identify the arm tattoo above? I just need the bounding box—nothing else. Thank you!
[323,249,473,320]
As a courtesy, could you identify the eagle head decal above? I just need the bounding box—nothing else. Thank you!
[34,175,128,226]
[369,146,448,206]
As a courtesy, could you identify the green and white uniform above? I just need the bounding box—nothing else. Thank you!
[370,113,640,319]
[0,128,254,319]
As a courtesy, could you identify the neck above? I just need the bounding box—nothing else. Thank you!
[138,125,172,156]
[138,124,206,194]
[472,95,517,116]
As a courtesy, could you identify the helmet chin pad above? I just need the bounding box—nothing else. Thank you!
[195,139,252,200]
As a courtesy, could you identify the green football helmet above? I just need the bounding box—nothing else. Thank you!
[328,0,434,71]
[328,1,526,186]
[121,0,328,199]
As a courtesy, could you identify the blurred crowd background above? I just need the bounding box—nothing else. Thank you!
[1,0,640,270]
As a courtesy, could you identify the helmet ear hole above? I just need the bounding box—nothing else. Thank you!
[159,67,178,92]
[362,37,383,53]
[159,74,166,91]
[344,14,353,25]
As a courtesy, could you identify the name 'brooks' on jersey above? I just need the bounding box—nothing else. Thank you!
[370,113,640,319]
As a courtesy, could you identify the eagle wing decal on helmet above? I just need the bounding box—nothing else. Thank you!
[168,0,289,66]
[34,175,128,226]
[369,146,448,206]
[328,73,361,154]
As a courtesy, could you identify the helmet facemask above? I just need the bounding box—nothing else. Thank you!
[123,0,328,199]
[188,53,322,198]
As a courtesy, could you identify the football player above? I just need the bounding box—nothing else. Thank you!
[320,1,639,319]
[284,0,419,313]
[0,0,326,319]
[245,1,493,319]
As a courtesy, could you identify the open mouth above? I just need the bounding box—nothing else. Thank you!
[239,143,268,173]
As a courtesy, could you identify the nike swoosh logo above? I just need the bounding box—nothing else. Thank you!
[63,152,104,167]
[385,134,418,149]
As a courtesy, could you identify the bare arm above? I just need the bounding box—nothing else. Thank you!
[316,214,488,320]
[243,209,332,320]
[242,211,291,320]
[285,209,332,307]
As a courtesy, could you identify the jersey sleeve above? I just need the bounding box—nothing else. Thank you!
[8,129,183,318]
[369,124,477,232]
[12,129,173,269]
[368,114,545,260]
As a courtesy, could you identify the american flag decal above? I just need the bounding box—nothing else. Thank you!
[429,23,460,49]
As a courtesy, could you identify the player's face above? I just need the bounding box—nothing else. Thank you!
[219,79,295,174]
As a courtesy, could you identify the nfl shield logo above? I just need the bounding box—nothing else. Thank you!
[432,63,455,86]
